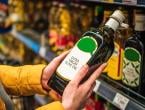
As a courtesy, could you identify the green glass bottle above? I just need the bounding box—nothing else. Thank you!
[122,13,145,91]
[48,10,125,95]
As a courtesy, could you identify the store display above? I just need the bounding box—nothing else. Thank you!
[122,12,145,91]
[92,6,104,28]
[106,8,130,80]
[1,0,145,109]
[8,0,26,31]
[48,1,59,46]
[48,10,126,95]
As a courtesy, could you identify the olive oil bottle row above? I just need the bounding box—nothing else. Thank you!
[48,2,93,55]
[104,10,145,96]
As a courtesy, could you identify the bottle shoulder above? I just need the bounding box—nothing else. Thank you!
[125,35,144,52]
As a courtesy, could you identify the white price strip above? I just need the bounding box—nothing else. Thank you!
[39,47,46,57]
[93,80,101,92]
[113,93,129,110]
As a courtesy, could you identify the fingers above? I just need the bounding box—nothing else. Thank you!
[45,50,70,72]
[86,82,96,98]
[85,63,107,86]
[73,64,89,85]
[52,50,70,65]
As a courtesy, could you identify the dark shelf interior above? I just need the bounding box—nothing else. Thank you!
[81,0,145,9]
[99,73,145,108]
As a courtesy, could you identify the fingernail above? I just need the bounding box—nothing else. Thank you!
[82,64,89,71]
[83,64,89,69]
[103,62,108,66]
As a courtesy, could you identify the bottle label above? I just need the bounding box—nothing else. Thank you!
[107,42,122,80]
[56,36,98,80]
[122,47,141,87]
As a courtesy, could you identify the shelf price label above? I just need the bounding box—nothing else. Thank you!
[39,46,46,57]
[93,80,101,92]
[113,93,129,110]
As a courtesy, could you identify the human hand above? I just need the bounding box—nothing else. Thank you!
[41,51,69,91]
[62,63,107,110]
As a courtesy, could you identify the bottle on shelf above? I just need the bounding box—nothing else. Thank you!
[107,33,124,80]
[92,6,104,28]
[48,10,126,95]
[8,0,26,31]
[48,1,59,47]
[122,12,145,92]
[102,7,113,26]
[54,3,72,55]
[106,7,129,80]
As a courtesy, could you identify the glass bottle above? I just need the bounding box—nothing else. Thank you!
[48,10,126,95]
[122,13,145,91]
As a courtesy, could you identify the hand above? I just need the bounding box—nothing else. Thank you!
[41,51,69,91]
[62,63,107,110]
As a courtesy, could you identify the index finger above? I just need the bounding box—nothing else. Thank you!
[72,64,89,85]
[85,63,107,86]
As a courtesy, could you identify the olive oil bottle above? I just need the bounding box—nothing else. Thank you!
[122,13,145,91]
[48,10,126,95]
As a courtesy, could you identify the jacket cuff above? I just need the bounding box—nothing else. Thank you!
[27,65,47,95]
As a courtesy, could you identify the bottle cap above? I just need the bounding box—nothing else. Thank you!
[110,10,125,25]
[105,10,126,31]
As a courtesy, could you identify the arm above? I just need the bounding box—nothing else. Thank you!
[0,64,47,96]
[0,51,69,96]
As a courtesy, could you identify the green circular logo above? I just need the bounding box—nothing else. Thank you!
[124,47,140,62]
[77,36,97,55]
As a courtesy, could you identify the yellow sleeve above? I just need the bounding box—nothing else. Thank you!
[0,64,47,96]
[36,101,64,110]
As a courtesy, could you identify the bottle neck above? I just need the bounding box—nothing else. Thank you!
[103,25,115,39]
[105,18,120,32]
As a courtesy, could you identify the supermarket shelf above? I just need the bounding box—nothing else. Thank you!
[11,29,56,62]
[11,29,145,110]
[81,0,145,8]
[94,74,145,110]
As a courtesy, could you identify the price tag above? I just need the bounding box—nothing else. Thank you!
[93,80,101,92]
[39,46,46,57]
[113,93,129,110]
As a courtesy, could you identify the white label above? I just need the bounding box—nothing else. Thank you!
[122,60,140,87]
[122,48,141,87]
[57,46,92,80]
[113,93,129,110]
[93,80,101,92]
